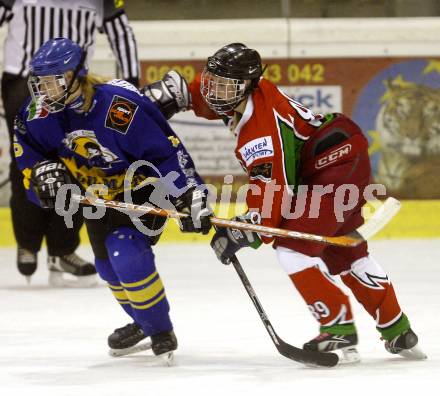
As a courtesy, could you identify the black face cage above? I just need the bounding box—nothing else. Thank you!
[200,69,249,115]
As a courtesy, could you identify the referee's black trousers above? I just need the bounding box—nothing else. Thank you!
[1,72,83,256]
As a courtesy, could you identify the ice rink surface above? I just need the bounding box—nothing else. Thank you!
[1,239,439,396]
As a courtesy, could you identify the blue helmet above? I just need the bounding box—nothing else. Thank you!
[28,38,87,113]
[30,37,87,77]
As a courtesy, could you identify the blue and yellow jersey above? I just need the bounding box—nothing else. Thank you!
[13,79,203,206]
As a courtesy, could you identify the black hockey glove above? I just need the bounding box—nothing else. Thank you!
[210,212,262,265]
[142,70,190,119]
[31,160,71,209]
[172,187,212,234]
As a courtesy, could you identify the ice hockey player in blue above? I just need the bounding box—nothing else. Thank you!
[13,38,212,362]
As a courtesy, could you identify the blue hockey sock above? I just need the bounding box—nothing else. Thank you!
[105,227,173,336]
[95,257,134,317]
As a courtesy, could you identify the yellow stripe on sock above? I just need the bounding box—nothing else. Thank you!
[111,289,129,301]
[108,283,129,302]
[108,283,124,291]
[130,291,166,310]
[124,278,164,303]
[121,271,158,288]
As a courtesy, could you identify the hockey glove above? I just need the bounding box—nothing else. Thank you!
[210,212,262,265]
[31,160,71,209]
[172,187,212,234]
[142,70,190,120]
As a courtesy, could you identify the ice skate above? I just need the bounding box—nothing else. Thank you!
[151,330,178,366]
[108,322,150,357]
[48,253,97,287]
[304,332,361,364]
[384,328,427,360]
[17,247,37,284]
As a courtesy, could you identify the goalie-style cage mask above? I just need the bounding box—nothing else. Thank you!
[28,38,87,113]
[200,43,263,115]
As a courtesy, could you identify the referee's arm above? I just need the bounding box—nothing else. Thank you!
[101,0,140,87]
[0,0,13,27]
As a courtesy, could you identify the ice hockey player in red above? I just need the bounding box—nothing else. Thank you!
[162,43,426,363]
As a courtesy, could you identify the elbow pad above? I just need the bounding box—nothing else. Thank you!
[142,70,191,120]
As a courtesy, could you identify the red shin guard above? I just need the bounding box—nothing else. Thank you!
[341,271,402,328]
[289,266,354,327]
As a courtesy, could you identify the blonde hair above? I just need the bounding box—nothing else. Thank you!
[79,73,110,111]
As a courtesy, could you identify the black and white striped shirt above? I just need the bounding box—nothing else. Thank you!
[0,0,139,84]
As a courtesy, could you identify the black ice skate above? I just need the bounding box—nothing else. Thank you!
[47,253,97,287]
[108,325,177,365]
[151,330,178,365]
[151,330,178,355]
[108,322,149,357]
[17,247,38,283]
[384,328,427,360]
[304,332,360,364]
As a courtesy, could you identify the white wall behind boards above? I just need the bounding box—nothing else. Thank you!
[1,17,440,76]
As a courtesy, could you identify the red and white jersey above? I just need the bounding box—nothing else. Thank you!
[190,77,324,239]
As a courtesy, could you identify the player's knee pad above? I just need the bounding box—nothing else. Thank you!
[348,255,388,285]
[276,246,329,275]
[105,226,155,281]
[340,255,390,301]
[94,257,118,283]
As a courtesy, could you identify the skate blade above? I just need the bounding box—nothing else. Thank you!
[337,347,361,365]
[156,351,174,367]
[109,341,152,357]
[138,351,175,367]
[49,272,98,288]
[398,344,427,360]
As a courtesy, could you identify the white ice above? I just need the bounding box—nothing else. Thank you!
[1,240,439,396]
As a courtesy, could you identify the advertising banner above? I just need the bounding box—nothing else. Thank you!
[141,57,440,199]
[1,57,439,207]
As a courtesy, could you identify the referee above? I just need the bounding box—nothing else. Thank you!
[0,0,140,286]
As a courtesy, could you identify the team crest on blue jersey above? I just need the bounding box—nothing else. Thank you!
[63,130,120,169]
[105,95,138,134]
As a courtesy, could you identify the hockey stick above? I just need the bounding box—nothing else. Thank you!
[72,193,339,366]
[228,253,339,367]
[72,195,401,247]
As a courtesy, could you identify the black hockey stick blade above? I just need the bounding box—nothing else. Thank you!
[276,336,339,367]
